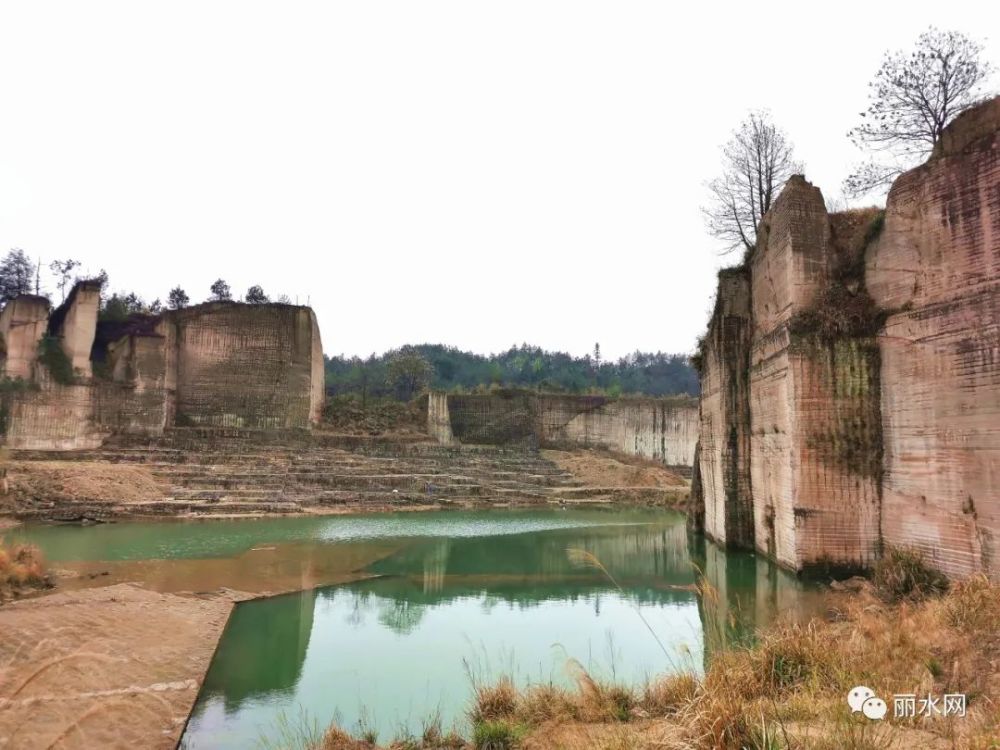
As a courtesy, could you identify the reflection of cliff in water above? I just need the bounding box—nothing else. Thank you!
[370,519,696,586]
[198,587,316,712]
[194,516,817,718]
[328,521,701,633]
[687,534,810,664]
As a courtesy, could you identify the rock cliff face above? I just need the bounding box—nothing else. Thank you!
[693,96,1000,578]
[867,98,1000,578]
[161,303,323,429]
[696,268,753,548]
[0,290,325,449]
[0,296,50,380]
[428,391,699,470]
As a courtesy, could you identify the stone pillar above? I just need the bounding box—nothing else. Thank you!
[50,280,101,378]
[698,268,754,549]
[427,391,455,444]
[0,295,51,380]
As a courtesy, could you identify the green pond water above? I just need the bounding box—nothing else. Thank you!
[13,509,815,748]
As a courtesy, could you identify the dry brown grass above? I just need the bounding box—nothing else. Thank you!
[318,726,372,750]
[471,677,520,724]
[0,537,49,601]
[641,673,699,717]
[477,576,1000,749]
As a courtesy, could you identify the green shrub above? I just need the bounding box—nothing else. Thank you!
[863,210,886,246]
[37,336,75,385]
[0,377,39,394]
[472,719,525,750]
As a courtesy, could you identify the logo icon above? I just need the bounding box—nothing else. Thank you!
[848,686,885,720]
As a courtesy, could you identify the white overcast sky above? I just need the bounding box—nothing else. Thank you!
[1,2,996,359]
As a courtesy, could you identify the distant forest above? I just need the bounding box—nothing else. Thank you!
[324,344,699,401]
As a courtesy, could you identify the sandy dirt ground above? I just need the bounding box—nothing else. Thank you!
[0,539,403,750]
[0,584,244,750]
[542,448,689,506]
[6,461,167,507]
[542,448,687,489]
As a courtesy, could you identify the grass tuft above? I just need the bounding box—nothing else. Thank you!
[0,538,49,601]
[470,677,518,723]
[471,719,525,750]
[872,546,949,602]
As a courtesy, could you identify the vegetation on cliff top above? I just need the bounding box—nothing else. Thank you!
[788,209,888,343]
[844,27,996,198]
[0,248,293,319]
[702,112,800,256]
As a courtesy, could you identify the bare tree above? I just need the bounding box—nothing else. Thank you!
[49,259,80,301]
[703,111,800,255]
[844,27,995,197]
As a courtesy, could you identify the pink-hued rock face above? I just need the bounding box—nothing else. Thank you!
[693,95,1000,578]
[696,269,753,549]
[867,98,1000,578]
[747,179,881,571]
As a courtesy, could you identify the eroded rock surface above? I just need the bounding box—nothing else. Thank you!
[694,96,1000,577]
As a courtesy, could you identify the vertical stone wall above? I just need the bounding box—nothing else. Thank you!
[537,394,698,470]
[447,391,538,446]
[696,97,1000,578]
[747,181,883,571]
[426,391,454,444]
[696,269,753,548]
[429,391,700,468]
[867,98,1000,578]
[787,337,882,570]
[163,303,323,429]
[0,288,326,448]
[0,296,50,380]
[0,383,104,450]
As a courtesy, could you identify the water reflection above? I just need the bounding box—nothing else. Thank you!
[199,588,317,710]
[182,511,817,749]
[688,535,814,662]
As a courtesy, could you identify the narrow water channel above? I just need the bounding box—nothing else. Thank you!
[11,510,817,747]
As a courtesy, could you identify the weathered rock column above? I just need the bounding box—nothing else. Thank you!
[0,296,51,379]
[748,177,882,572]
[50,280,101,378]
[427,391,455,444]
[696,268,754,549]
